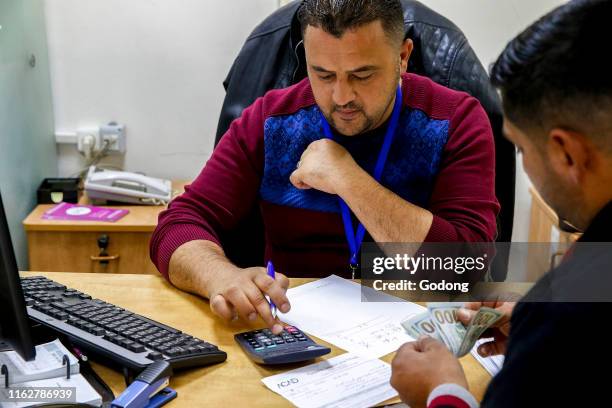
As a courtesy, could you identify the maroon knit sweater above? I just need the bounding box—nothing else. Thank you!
[150,73,500,279]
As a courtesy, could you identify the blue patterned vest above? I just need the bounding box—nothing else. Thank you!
[260,105,450,213]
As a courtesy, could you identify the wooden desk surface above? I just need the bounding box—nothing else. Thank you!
[22,205,165,232]
[21,272,492,407]
[23,181,190,232]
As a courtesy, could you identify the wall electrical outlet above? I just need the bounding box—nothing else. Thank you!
[56,122,126,155]
[100,122,126,153]
[76,127,100,159]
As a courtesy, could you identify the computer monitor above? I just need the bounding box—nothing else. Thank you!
[0,190,36,360]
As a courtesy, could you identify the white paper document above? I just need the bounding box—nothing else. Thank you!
[280,275,425,358]
[261,353,397,408]
[471,338,504,376]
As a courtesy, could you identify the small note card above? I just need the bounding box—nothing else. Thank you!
[42,202,128,222]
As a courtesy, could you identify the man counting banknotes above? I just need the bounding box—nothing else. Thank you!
[390,1,612,407]
[401,303,503,359]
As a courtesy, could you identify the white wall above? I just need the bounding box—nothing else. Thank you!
[45,0,278,180]
[45,0,567,242]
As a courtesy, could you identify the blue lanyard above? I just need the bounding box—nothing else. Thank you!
[320,86,403,278]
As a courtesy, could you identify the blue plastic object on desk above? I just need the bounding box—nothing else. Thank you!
[111,361,177,408]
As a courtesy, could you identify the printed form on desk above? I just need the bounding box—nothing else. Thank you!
[279,275,425,358]
[262,353,397,408]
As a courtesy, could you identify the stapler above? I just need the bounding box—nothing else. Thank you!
[111,361,177,408]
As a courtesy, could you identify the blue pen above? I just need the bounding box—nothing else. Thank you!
[267,261,277,318]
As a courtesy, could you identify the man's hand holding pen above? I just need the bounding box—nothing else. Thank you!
[206,264,290,335]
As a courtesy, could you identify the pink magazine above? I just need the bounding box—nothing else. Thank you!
[42,202,129,222]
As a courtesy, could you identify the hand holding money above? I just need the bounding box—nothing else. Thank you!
[457,301,515,357]
[391,336,468,408]
[401,302,506,357]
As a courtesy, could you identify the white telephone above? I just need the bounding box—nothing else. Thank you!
[84,166,172,205]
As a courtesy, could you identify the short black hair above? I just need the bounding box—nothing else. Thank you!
[491,0,612,147]
[298,0,405,46]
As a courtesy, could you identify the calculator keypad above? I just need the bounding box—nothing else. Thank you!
[241,326,308,351]
[235,325,331,364]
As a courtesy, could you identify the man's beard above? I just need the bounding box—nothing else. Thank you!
[538,165,585,231]
[324,69,401,136]
[326,100,374,136]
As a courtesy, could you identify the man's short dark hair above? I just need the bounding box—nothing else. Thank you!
[298,0,405,46]
[490,0,612,147]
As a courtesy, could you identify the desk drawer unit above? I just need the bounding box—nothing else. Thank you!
[23,203,165,274]
[26,230,157,274]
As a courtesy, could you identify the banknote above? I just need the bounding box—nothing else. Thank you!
[427,302,466,355]
[400,303,502,358]
[400,312,444,342]
[456,306,502,357]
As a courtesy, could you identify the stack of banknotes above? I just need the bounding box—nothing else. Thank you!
[401,302,502,357]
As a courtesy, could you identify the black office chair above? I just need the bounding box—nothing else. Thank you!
[214,0,515,280]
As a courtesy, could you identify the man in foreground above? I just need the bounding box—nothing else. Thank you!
[390,0,612,406]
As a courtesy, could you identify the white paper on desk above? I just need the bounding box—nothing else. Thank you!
[470,338,504,377]
[261,353,397,408]
[279,275,425,358]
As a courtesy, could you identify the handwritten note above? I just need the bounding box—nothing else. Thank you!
[280,275,425,358]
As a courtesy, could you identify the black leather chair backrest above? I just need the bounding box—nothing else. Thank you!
[214,0,515,278]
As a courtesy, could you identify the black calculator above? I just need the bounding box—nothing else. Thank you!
[234,325,331,364]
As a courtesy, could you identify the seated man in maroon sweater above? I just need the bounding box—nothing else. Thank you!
[149,0,499,334]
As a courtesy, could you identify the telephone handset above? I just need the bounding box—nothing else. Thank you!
[84,166,172,205]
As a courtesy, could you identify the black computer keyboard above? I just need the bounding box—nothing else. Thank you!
[20,276,227,371]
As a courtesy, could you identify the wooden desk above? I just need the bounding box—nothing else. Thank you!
[23,182,188,274]
[21,272,492,407]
